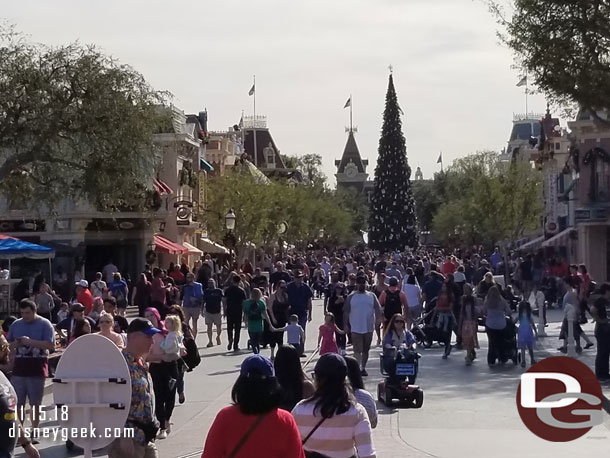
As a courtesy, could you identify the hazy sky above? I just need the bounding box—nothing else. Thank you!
[4,0,548,184]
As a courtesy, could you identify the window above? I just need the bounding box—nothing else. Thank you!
[555,143,561,150]
[595,161,610,201]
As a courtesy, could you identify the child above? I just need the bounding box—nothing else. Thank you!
[274,314,305,356]
[459,284,479,365]
[517,300,537,367]
[242,288,271,355]
[57,302,69,322]
[161,315,185,360]
[317,312,345,355]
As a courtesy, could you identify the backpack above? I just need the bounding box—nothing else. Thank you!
[247,301,262,321]
[181,336,201,371]
[384,290,402,319]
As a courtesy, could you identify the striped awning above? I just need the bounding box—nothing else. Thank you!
[542,228,575,248]
[182,242,203,256]
[153,178,173,195]
[517,235,545,251]
[154,235,187,254]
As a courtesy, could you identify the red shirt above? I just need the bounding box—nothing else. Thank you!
[442,261,456,275]
[169,270,185,283]
[202,405,305,458]
[78,289,94,315]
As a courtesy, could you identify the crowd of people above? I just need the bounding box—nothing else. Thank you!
[1,244,609,458]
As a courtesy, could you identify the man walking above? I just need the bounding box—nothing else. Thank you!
[109,318,161,458]
[203,279,223,348]
[286,271,313,348]
[223,275,247,351]
[344,275,381,376]
[7,299,55,431]
[181,273,203,340]
[591,283,610,381]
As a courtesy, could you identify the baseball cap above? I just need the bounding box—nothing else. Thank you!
[75,279,89,288]
[314,353,347,379]
[240,354,274,378]
[389,277,399,287]
[127,318,162,336]
[71,303,85,312]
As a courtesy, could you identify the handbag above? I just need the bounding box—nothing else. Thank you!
[227,413,266,458]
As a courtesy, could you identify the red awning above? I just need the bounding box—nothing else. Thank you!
[154,235,188,254]
[153,178,174,195]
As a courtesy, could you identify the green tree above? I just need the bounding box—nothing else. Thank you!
[0,26,168,210]
[432,152,542,247]
[490,0,610,124]
[368,74,418,251]
[300,153,327,188]
[335,186,369,235]
[204,171,355,250]
[279,153,327,188]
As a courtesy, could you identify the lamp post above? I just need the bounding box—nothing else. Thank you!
[420,229,431,246]
[278,221,288,260]
[222,209,237,260]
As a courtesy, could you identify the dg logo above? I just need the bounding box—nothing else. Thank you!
[516,356,603,441]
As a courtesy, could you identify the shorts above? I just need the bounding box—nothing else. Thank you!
[183,307,201,322]
[204,311,222,327]
[11,376,45,406]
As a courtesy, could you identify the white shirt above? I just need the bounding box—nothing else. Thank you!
[453,271,466,283]
[347,292,380,334]
[103,264,118,284]
[402,283,421,308]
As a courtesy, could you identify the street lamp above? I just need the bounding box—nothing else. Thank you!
[225,208,236,232]
[318,228,325,239]
[278,221,288,260]
[420,229,431,246]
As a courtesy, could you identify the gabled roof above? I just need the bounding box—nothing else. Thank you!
[335,131,368,173]
[243,128,287,169]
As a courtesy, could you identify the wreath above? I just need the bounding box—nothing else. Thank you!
[582,147,610,165]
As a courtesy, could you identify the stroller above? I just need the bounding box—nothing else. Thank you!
[412,298,451,348]
[486,317,518,365]
[377,346,424,408]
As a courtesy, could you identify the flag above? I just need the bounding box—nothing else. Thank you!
[238,114,243,129]
[437,152,443,164]
[248,83,255,96]
[516,76,527,87]
[344,97,351,109]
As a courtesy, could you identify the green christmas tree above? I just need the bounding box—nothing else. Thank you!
[368,73,418,252]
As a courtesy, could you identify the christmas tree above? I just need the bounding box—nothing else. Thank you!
[368,73,418,252]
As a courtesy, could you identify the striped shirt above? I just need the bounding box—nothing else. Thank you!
[354,389,377,429]
[292,400,376,458]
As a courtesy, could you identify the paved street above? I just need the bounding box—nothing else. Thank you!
[24,300,610,458]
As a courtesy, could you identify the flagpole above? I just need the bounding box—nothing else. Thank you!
[525,73,529,116]
[350,94,353,132]
[253,75,257,167]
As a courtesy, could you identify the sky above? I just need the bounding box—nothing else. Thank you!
[3,0,548,184]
